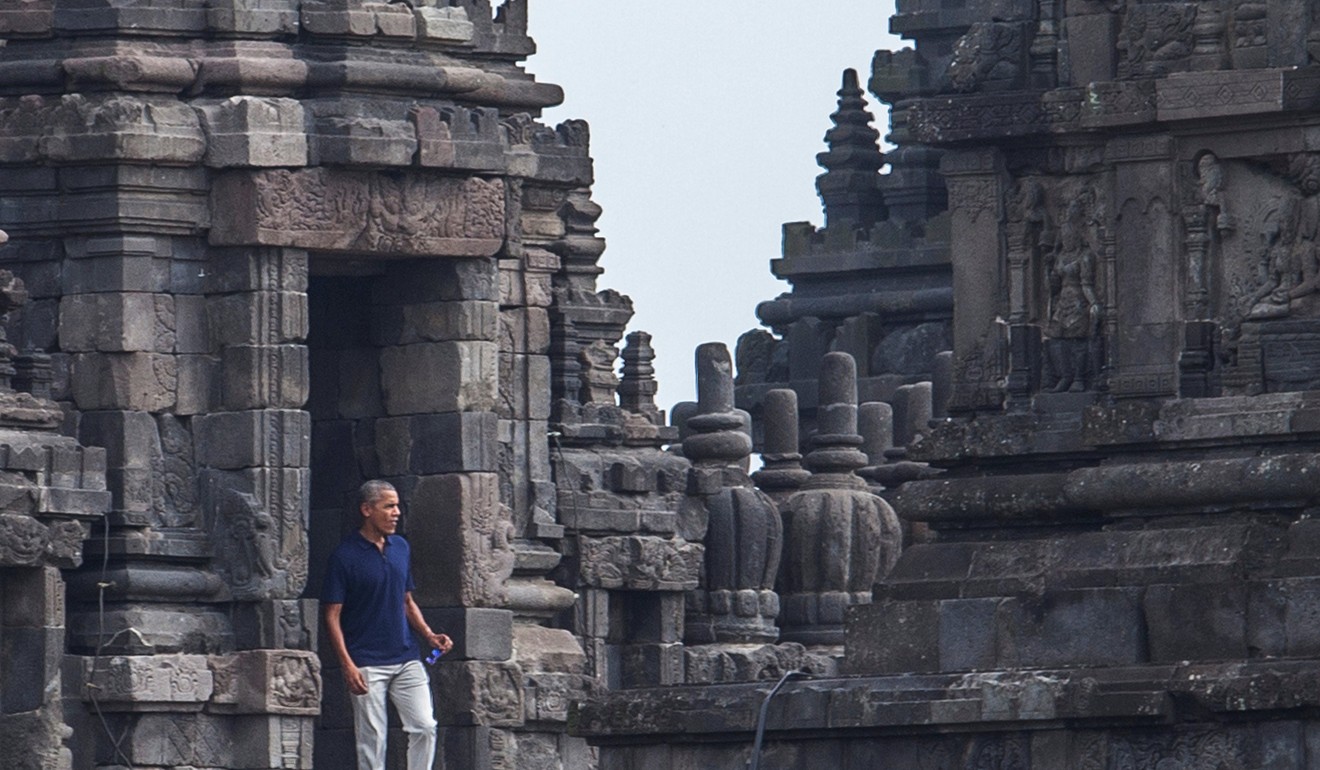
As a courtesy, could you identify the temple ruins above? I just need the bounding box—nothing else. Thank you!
[5,0,1320,768]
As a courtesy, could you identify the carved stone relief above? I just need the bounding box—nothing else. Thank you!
[212,169,506,257]
[1118,3,1198,79]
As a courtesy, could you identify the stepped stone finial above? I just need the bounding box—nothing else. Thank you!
[619,330,661,424]
[816,68,887,232]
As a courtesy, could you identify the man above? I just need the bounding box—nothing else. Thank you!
[323,480,454,770]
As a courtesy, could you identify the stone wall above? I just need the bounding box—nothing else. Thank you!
[0,2,598,768]
[577,0,1320,768]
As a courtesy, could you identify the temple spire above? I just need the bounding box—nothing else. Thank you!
[816,68,887,232]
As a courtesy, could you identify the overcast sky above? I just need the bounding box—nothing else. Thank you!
[528,2,903,411]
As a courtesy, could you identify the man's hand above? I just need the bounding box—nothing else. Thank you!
[342,663,368,696]
[426,632,454,655]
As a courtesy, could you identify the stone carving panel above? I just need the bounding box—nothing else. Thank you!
[1118,3,1197,79]
[206,471,308,601]
[211,169,506,257]
[948,22,1031,93]
[81,655,214,709]
[0,511,44,564]
[1202,153,1320,393]
[578,536,702,591]
[209,650,321,715]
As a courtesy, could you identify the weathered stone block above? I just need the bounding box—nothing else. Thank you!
[376,411,497,476]
[0,1,53,35]
[1144,583,1248,662]
[379,341,498,415]
[938,598,998,672]
[209,291,308,347]
[230,714,315,770]
[203,247,308,294]
[194,410,310,469]
[206,0,299,34]
[310,113,416,166]
[81,654,214,710]
[430,660,525,727]
[173,294,210,353]
[299,0,375,35]
[371,300,499,346]
[79,410,161,471]
[1,626,60,714]
[406,473,512,608]
[499,306,551,355]
[441,726,516,770]
[843,600,939,675]
[577,536,702,591]
[10,296,57,353]
[619,643,685,688]
[997,588,1144,668]
[211,170,505,257]
[415,5,474,42]
[421,607,513,661]
[42,488,110,519]
[1,566,62,628]
[370,1,415,37]
[221,344,309,410]
[372,258,498,304]
[70,352,177,411]
[230,599,318,651]
[209,650,321,715]
[176,354,221,415]
[197,96,308,167]
[334,347,382,419]
[40,94,206,164]
[60,293,175,352]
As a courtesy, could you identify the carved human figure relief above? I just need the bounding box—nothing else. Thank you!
[1042,185,1104,391]
[578,340,619,405]
[1196,152,1234,234]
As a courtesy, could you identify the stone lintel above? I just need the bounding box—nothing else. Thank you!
[891,451,1320,523]
[209,169,505,258]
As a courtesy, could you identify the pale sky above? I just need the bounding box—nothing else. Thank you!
[528,3,903,411]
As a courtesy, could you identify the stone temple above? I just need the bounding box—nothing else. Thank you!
[4,0,1320,768]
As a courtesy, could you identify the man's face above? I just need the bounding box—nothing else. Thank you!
[361,489,400,537]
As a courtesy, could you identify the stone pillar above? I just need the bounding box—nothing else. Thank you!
[752,388,811,509]
[780,352,897,646]
[683,343,782,645]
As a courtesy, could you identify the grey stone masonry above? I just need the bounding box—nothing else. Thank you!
[0,1,600,768]
[578,2,1320,768]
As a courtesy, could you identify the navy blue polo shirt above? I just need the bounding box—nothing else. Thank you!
[321,532,421,666]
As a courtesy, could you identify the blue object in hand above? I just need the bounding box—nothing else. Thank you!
[425,648,445,665]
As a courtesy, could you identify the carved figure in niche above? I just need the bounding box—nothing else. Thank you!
[1118,3,1196,78]
[1285,196,1320,313]
[578,340,619,405]
[1043,187,1103,391]
[948,22,1026,92]
[1244,198,1299,319]
[1196,152,1234,234]
[215,483,282,597]
[1008,178,1047,238]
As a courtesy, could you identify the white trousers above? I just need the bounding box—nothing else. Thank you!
[350,659,437,770]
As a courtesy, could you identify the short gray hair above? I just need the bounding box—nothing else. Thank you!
[358,480,396,508]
